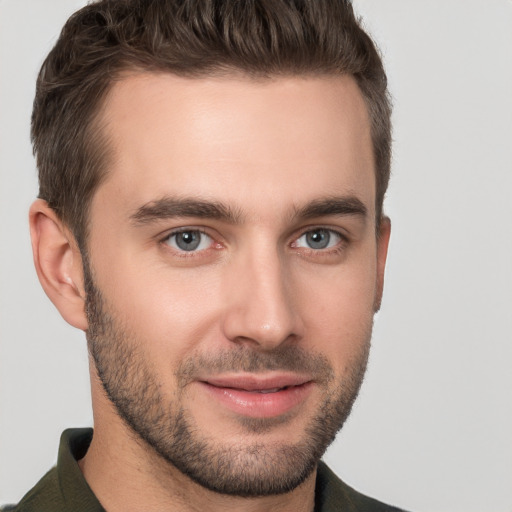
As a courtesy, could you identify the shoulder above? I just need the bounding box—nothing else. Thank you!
[1,467,61,512]
[316,461,409,512]
[2,429,102,512]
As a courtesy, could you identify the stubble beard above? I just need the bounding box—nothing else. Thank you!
[83,262,372,497]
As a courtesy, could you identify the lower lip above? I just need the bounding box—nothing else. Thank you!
[198,381,314,418]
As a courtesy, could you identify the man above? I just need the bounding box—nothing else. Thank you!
[6,0,403,510]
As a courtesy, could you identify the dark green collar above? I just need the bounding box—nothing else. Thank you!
[57,429,105,511]
[11,428,104,512]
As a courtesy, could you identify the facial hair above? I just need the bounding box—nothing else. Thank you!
[83,261,371,497]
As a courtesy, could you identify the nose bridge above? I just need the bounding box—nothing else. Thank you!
[222,239,301,348]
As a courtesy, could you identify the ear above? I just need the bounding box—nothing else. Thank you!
[374,216,391,312]
[29,199,88,331]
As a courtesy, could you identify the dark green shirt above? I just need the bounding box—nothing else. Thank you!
[4,429,406,511]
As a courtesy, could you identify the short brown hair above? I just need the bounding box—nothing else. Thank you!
[32,0,392,248]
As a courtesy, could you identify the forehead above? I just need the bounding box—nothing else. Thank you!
[94,72,375,223]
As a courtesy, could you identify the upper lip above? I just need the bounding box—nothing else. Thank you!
[201,374,312,391]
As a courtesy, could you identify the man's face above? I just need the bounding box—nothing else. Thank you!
[84,73,388,496]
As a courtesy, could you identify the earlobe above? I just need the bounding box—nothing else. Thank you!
[29,199,88,331]
[374,216,391,312]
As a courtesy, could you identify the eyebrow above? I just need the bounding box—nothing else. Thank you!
[293,196,367,221]
[130,195,367,226]
[130,197,243,225]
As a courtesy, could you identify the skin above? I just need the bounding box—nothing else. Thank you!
[30,73,390,512]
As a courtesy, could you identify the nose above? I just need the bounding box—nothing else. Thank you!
[221,244,303,350]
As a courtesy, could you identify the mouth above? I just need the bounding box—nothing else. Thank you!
[198,374,314,418]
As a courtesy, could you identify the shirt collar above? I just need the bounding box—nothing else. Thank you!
[57,428,105,511]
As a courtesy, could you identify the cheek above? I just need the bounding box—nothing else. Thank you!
[93,254,226,365]
[293,256,377,368]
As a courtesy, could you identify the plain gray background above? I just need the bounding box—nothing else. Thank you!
[1,1,511,511]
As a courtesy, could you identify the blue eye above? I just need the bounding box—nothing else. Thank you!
[164,230,212,252]
[295,229,341,250]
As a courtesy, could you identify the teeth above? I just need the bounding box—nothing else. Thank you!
[256,387,284,394]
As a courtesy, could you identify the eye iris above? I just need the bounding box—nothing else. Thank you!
[176,231,201,251]
[306,229,330,249]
